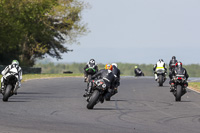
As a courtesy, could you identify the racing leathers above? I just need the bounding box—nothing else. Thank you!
[1,64,22,94]
[153,61,167,81]
[169,58,178,81]
[134,68,144,76]
[170,65,189,92]
[112,65,120,94]
[84,69,115,96]
[83,62,98,82]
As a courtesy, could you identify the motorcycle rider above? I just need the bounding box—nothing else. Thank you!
[83,59,98,82]
[83,64,115,98]
[1,60,22,95]
[134,66,144,76]
[169,56,178,71]
[170,61,189,92]
[111,63,120,94]
[169,56,178,82]
[153,59,167,81]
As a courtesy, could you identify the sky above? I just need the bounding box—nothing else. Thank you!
[49,0,200,64]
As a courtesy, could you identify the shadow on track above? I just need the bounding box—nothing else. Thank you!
[109,100,128,102]
[6,100,30,102]
[93,108,130,111]
[19,92,52,95]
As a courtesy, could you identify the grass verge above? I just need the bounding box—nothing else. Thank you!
[189,82,200,92]
[0,73,83,86]
[22,73,83,82]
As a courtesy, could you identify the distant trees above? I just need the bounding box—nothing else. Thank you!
[0,0,88,66]
[34,62,200,77]
[34,62,154,76]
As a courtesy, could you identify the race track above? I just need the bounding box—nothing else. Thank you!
[0,77,200,133]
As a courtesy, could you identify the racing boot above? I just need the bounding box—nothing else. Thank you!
[154,73,158,81]
[13,88,18,95]
[83,84,91,97]
[170,83,175,92]
[84,77,87,82]
[99,95,104,103]
[182,83,188,95]
[184,82,188,88]
[83,92,89,97]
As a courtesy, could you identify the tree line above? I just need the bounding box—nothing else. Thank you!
[34,62,200,77]
[0,0,88,66]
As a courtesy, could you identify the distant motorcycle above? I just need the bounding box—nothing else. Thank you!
[86,79,108,109]
[2,68,19,102]
[155,69,166,86]
[171,75,187,101]
[135,69,144,77]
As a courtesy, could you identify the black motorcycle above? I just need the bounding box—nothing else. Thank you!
[171,75,187,101]
[135,70,144,77]
[2,73,18,102]
[86,79,107,109]
[156,69,166,86]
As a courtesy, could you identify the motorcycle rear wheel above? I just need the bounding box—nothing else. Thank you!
[175,85,182,101]
[87,90,100,109]
[3,85,12,102]
[158,75,163,86]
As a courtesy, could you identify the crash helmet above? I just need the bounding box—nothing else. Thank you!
[105,64,113,71]
[158,59,163,62]
[88,59,96,67]
[112,63,118,68]
[135,66,138,69]
[12,60,19,66]
[175,61,182,67]
[89,59,95,64]
[172,56,176,60]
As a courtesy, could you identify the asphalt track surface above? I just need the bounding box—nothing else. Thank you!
[0,77,200,133]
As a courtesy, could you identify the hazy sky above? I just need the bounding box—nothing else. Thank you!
[50,0,200,64]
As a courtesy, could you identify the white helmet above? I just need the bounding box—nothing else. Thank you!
[12,60,19,66]
[112,63,117,68]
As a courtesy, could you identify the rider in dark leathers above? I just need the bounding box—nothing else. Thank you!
[91,66,115,89]
[83,64,115,98]
[169,56,178,71]
[111,63,120,94]
[134,66,144,76]
[170,61,189,92]
[169,56,178,83]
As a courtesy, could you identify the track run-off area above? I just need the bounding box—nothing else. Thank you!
[0,77,200,133]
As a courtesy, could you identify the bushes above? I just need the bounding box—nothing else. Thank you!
[34,62,200,77]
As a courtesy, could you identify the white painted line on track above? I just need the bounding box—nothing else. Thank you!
[187,87,200,94]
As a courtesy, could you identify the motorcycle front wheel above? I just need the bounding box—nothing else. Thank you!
[87,90,100,109]
[3,85,12,102]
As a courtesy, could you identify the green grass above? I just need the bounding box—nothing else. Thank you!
[0,73,83,86]
[22,73,83,81]
[189,82,200,91]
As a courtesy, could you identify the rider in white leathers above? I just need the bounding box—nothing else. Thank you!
[153,59,167,81]
[1,60,22,94]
